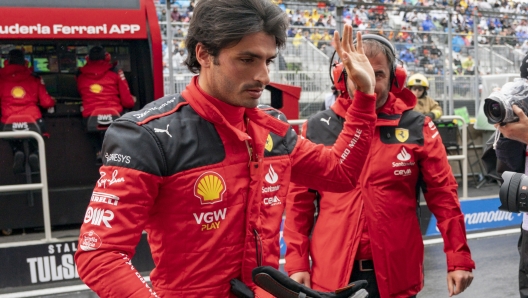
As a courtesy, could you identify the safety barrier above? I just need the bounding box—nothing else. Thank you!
[287,115,469,199]
[0,131,53,243]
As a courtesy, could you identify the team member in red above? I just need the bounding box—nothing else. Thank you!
[0,49,55,173]
[284,35,475,298]
[76,46,135,162]
[74,1,377,296]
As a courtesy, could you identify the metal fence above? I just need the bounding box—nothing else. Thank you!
[156,2,528,119]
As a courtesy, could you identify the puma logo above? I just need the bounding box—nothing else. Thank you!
[154,124,172,138]
[320,117,331,125]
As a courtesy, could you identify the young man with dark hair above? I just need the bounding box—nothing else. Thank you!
[0,49,55,173]
[74,1,377,296]
[284,34,475,298]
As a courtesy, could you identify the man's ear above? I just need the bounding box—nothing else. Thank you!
[195,43,211,68]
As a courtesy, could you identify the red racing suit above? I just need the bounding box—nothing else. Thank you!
[0,64,55,123]
[74,77,377,297]
[284,90,475,298]
[76,60,135,117]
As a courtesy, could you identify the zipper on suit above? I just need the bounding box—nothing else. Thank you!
[253,229,263,266]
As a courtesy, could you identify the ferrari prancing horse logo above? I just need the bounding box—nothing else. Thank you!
[395,128,409,143]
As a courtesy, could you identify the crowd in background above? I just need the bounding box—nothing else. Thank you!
[155,0,528,76]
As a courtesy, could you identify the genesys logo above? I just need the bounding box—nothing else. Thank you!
[26,242,79,284]
[84,207,114,228]
[263,196,282,206]
[105,152,131,164]
[194,172,226,205]
[265,165,279,184]
[80,230,102,252]
[193,208,227,231]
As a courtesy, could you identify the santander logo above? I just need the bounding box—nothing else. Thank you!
[397,147,411,161]
[265,165,279,184]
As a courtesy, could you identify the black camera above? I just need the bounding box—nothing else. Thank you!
[499,171,528,213]
[484,78,528,124]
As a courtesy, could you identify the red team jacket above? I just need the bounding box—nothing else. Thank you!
[0,64,55,123]
[74,77,377,297]
[284,91,475,298]
[76,60,135,117]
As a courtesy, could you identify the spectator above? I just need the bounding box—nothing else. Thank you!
[400,48,415,63]
[462,55,474,70]
[422,15,435,31]
[310,29,323,48]
[0,49,55,173]
[171,7,181,22]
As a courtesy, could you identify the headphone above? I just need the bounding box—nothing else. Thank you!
[329,33,407,95]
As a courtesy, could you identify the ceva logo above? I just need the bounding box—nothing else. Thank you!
[194,171,226,205]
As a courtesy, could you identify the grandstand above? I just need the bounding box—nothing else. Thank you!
[155,0,528,118]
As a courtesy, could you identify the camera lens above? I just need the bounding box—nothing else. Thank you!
[499,171,528,213]
[490,103,501,118]
[484,97,505,124]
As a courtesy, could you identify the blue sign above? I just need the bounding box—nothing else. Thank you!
[425,197,523,236]
[279,218,286,257]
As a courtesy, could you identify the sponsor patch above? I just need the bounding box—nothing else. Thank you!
[194,171,226,205]
[97,170,125,188]
[265,134,273,152]
[11,86,26,98]
[193,208,227,231]
[395,128,409,142]
[265,165,279,184]
[79,230,102,251]
[84,207,114,228]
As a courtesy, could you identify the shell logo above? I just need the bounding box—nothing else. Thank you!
[11,86,26,98]
[194,171,226,205]
[90,84,103,94]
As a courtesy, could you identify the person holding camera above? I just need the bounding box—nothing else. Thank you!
[493,54,528,298]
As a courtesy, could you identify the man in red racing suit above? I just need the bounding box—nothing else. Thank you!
[75,4,377,298]
[284,35,475,298]
[0,49,55,173]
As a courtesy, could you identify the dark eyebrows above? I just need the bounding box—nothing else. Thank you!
[238,51,277,60]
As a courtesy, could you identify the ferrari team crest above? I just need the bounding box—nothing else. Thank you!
[395,128,409,143]
[265,134,273,152]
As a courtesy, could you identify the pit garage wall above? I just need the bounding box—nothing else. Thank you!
[0,197,521,289]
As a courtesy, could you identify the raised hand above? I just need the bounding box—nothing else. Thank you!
[333,24,375,95]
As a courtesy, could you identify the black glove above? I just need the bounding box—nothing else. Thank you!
[252,266,368,298]
[230,278,254,298]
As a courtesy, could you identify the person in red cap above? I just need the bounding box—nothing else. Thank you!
[0,49,55,173]
[76,46,135,163]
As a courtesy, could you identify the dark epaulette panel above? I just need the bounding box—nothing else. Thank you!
[379,110,425,145]
[103,94,225,176]
[258,105,297,158]
[305,109,343,146]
